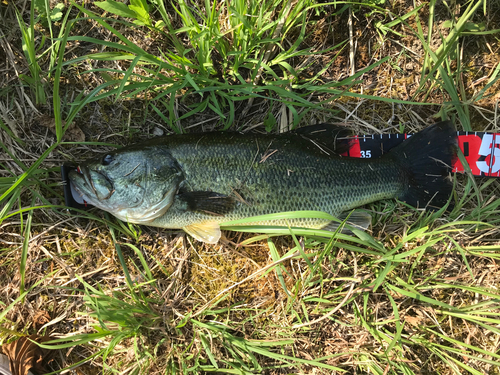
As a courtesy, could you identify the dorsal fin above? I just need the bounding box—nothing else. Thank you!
[292,123,352,155]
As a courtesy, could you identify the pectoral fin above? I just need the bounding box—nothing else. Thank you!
[183,222,221,244]
[179,191,234,216]
[323,210,372,233]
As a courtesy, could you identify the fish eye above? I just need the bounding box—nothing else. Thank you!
[102,154,114,166]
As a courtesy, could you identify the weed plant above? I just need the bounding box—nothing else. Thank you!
[1,0,500,374]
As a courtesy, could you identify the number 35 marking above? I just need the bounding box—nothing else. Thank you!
[477,134,500,174]
[360,150,371,158]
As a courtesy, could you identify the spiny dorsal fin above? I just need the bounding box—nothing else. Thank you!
[183,222,221,244]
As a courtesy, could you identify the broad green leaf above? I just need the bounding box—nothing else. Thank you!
[95,0,137,19]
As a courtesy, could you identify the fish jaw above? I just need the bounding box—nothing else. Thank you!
[68,168,106,209]
[68,166,142,219]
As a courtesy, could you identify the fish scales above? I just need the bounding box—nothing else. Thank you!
[150,132,401,228]
[69,122,457,243]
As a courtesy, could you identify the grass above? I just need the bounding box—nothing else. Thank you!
[1,0,500,374]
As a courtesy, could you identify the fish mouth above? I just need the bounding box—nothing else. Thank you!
[69,166,114,204]
[68,167,92,205]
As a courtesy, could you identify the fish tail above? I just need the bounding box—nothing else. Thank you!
[389,121,458,210]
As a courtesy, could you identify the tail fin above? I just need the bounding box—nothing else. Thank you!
[389,121,458,210]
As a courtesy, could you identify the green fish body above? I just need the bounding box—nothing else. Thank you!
[69,122,457,243]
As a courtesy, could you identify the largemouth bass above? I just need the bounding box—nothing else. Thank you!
[69,121,457,243]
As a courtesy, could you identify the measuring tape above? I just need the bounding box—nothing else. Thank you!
[343,132,500,177]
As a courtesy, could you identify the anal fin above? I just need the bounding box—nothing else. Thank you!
[323,210,372,233]
[183,222,221,244]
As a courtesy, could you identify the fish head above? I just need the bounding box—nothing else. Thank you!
[69,146,184,223]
